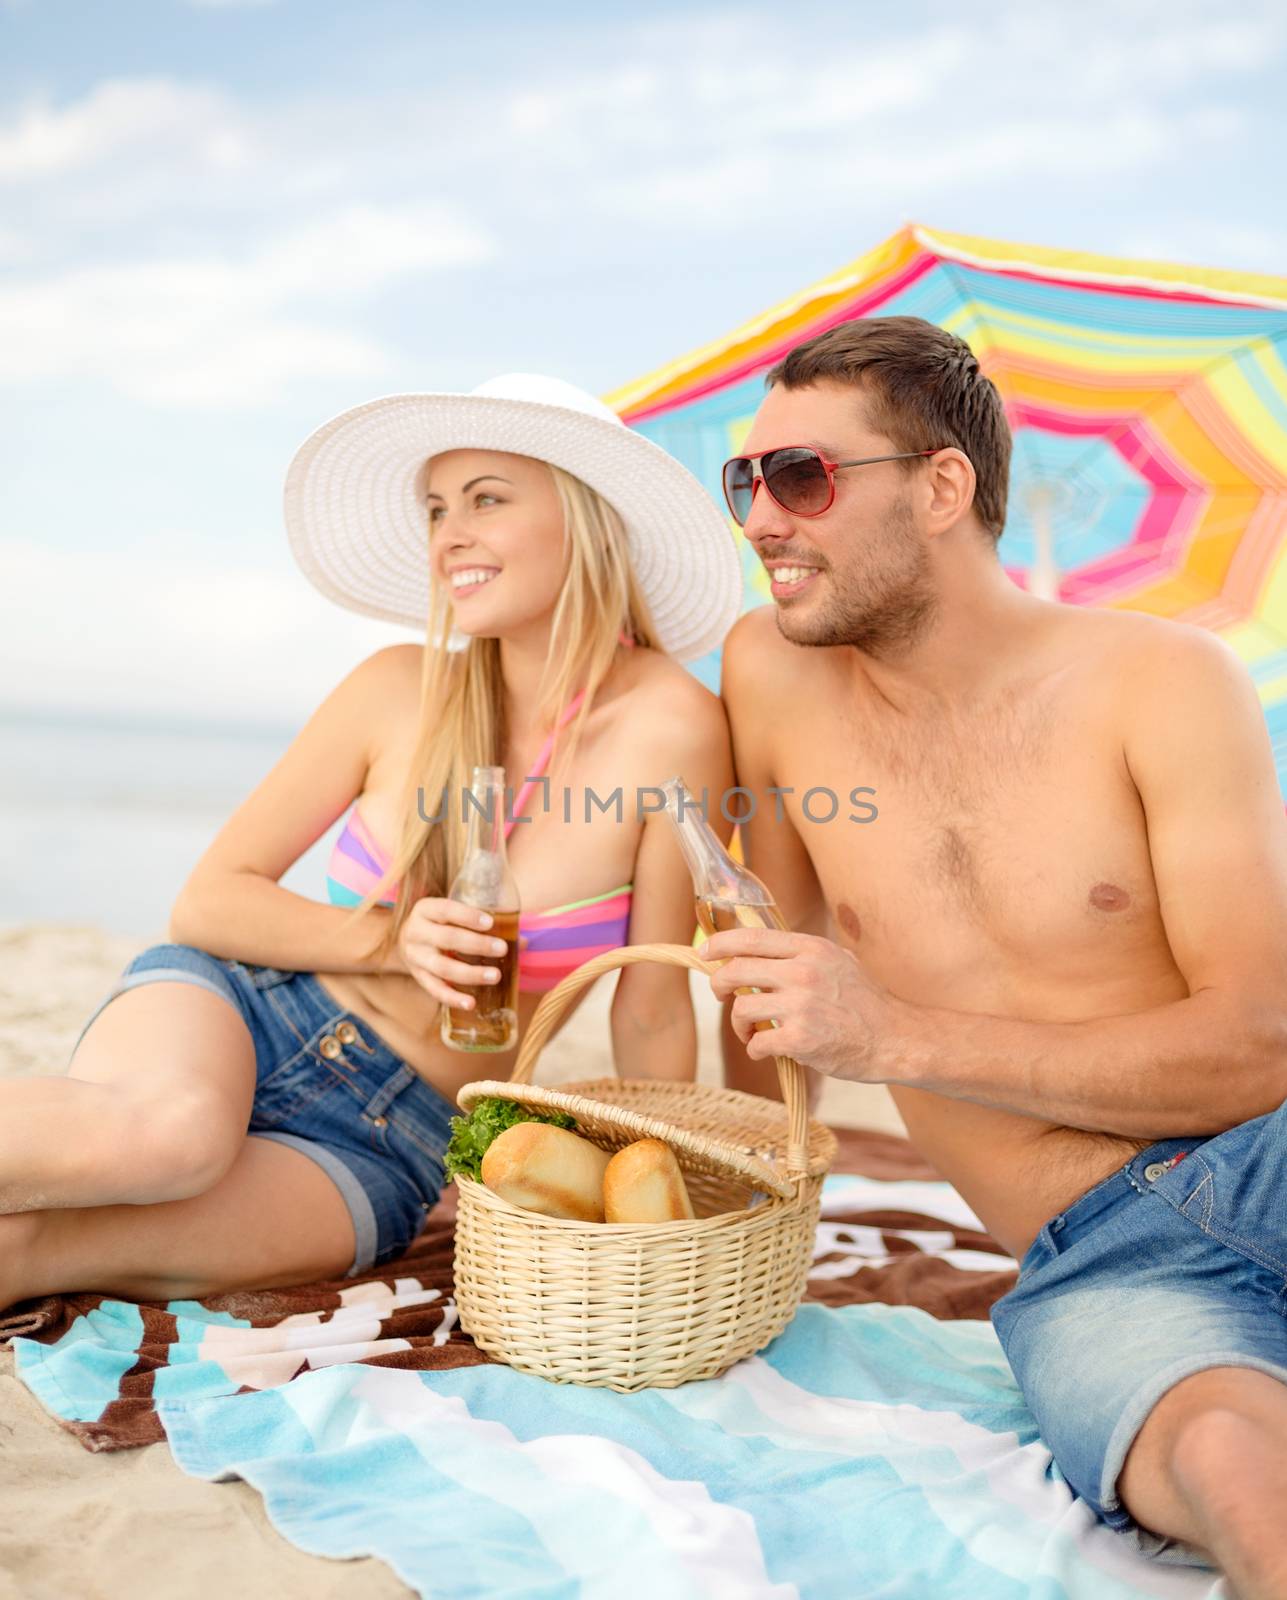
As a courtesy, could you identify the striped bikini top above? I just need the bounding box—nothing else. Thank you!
[325,690,633,994]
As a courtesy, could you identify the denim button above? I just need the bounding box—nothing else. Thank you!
[319,1035,343,1060]
[1144,1162,1167,1182]
[335,1021,359,1046]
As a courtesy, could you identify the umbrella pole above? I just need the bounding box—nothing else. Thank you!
[1027,486,1061,602]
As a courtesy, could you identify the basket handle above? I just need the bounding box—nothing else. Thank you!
[510,942,811,1181]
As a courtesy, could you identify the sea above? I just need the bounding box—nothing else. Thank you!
[0,707,348,938]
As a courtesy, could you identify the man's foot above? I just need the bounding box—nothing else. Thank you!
[0,1209,45,1314]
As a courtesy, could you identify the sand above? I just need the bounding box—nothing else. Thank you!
[0,921,902,1596]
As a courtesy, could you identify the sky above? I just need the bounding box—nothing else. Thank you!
[2,0,1286,728]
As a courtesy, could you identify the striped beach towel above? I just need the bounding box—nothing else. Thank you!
[1,1131,1221,1596]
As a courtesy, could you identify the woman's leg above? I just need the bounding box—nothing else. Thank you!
[1,1134,357,1310]
[0,981,258,1213]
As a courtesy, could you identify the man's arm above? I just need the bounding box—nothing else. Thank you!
[710,627,1287,1136]
[718,610,828,1099]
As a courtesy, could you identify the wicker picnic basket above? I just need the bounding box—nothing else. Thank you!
[452,943,836,1392]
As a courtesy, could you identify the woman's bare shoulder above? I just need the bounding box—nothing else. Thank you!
[364,641,425,684]
[330,643,427,765]
[608,648,730,775]
[616,646,722,715]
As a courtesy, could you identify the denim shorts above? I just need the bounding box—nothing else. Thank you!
[72,943,457,1278]
[990,1100,1287,1564]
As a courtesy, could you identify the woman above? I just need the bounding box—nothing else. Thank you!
[0,374,739,1311]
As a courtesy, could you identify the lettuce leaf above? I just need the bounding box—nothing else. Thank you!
[443,1096,576,1183]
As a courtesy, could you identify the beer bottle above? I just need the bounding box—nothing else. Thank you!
[440,765,521,1052]
[658,776,784,1033]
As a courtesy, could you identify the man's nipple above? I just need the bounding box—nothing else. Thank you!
[1088,881,1130,912]
[836,902,862,942]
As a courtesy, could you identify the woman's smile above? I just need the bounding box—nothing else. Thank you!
[448,565,502,599]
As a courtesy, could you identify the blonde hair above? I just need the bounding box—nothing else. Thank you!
[347,461,659,966]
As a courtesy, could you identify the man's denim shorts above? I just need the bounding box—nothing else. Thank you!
[72,943,457,1278]
[990,1099,1287,1564]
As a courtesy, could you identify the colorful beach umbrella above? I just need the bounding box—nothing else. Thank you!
[606,225,1287,787]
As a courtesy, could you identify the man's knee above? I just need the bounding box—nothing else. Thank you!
[1172,1402,1287,1505]
[1120,1369,1287,1538]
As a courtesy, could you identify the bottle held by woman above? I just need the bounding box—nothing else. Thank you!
[441,766,520,1052]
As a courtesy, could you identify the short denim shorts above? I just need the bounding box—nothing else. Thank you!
[72,943,457,1278]
[990,1099,1287,1565]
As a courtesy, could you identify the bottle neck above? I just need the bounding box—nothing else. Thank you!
[658,776,773,906]
[452,766,518,910]
[462,782,506,858]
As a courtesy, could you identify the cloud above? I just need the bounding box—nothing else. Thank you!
[0,538,417,723]
[1117,221,1287,275]
[0,204,496,405]
[498,4,1280,231]
[0,78,242,183]
[602,107,1230,229]
[0,227,34,265]
[254,206,492,297]
[1,2,1283,414]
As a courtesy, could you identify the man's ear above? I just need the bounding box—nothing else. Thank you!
[925,449,976,537]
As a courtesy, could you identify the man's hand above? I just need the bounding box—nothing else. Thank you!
[702,927,903,1081]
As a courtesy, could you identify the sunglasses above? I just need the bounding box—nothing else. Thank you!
[721,445,944,526]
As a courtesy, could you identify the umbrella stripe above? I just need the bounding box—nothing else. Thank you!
[606,224,1287,792]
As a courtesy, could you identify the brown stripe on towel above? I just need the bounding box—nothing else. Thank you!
[1,1129,1018,1452]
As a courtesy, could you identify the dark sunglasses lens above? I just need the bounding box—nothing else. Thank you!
[723,458,755,524]
[763,448,831,514]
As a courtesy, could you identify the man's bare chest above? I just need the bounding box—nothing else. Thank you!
[770,690,1170,1005]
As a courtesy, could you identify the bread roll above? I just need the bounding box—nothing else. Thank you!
[602,1139,695,1224]
[481,1123,611,1222]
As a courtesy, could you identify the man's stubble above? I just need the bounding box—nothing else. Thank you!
[773,493,938,656]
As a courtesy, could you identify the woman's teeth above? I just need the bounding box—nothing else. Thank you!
[450,569,499,591]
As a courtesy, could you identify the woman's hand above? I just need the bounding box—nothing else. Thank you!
[396,898,510,1010]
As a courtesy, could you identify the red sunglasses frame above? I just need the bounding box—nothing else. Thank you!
[721,445,944,525]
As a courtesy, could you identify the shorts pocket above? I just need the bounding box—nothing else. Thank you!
[251,1044,337,1128]
[1175,1155,1287,1279]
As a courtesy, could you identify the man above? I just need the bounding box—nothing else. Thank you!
[704,315,1287,1596]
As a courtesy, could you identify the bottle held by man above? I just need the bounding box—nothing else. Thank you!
[441,765,521,1052]
[659,775,783,1032]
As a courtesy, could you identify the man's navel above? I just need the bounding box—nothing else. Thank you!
[1088,881,1131,912]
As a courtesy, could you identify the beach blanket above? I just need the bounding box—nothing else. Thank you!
[2,1130,1222,1596]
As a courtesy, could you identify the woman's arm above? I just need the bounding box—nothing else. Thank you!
[168,645,420,973]
[609,675,735,1080]
[609,810,700,1080]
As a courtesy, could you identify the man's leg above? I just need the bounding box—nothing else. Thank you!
[1118,1366,1287,1598]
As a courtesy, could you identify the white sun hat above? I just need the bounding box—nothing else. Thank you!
[283,372,741,663]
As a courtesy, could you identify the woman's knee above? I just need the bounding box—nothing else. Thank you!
[67,982,257,1200]
[93,1089,247,1203]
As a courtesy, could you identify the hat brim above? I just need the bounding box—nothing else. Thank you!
[283,392,742,663]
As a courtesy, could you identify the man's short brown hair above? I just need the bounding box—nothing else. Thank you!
[765,316,1011,540]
